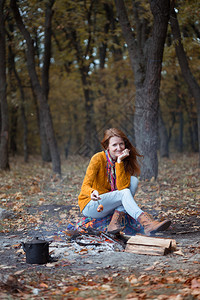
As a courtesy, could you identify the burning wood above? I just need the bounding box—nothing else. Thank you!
[73,229,125,251]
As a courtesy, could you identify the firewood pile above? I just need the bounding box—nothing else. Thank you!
[125,235,177,256]
[50,227,177,257]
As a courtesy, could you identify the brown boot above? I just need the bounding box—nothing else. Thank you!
[107,210,125,234]
[137,212,171,236]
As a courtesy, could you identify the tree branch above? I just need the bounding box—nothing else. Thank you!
[114,0,136,53]
[10,0,41,93]
[170,8,200,101]
[170,6,200,166]
[42,0,55,97]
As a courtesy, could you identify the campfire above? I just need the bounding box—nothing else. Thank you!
[48,227,177,260]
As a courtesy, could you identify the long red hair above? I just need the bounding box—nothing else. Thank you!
[101,128,143,176]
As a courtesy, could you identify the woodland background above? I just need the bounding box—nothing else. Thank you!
[0,1,200,298]
[0,0,200,179]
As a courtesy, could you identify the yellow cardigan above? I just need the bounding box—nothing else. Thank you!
[78,151,131,212]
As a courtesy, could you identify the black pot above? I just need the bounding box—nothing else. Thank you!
[22,237,50,264]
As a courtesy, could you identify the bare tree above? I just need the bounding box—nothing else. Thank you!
[11,0,61,174]
[170,6,200,167]
[0,0,9,170]
[114,0,170,179]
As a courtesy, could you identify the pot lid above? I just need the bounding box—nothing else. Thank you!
[25,237,48,245]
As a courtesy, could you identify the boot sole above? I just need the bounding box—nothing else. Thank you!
[150,220,171,234]
[107,228,122,234]
[107,227,125,234]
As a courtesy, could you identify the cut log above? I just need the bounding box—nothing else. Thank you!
[125,234,176,256]
[127,235,176,248]
[125,244,170,256]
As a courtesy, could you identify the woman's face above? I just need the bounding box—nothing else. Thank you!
[107,136,125,160]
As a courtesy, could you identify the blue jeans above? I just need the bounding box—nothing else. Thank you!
[82,176,143,220]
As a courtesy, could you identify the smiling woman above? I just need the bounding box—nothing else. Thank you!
[107,136,126,161]
[78,128,171,236]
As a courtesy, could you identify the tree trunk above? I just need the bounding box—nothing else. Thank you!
[178,107,184,152]
[182,95,198,152]
[70,27,99,156]
[0,0,9,170]
[39,110,52,162]
[174,76,184,152]
[13,70,29,162]
[11,0,61,174]
[170,7,200,166]
[40,1,54,162]
[191,111,198,152]
[187,110,197,153]
[32,89,51,162]
[115,0,170,179]
[82,78,100,156]
[7,23,29,161]
[34,26,51,162]
[7,29,18,156]
[98,3,113,127]
[158,109,169,158]
[9,105,18,155]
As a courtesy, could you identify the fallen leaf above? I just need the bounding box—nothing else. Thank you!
[12,243,21,248]
[46,262,58,267]
[174,249,184,256]
[191,278,200,289]
[14,270,25,275]
[144,265,155,271]
[63,286,79,293]
[53,235,63,242]
[39,282,48,288]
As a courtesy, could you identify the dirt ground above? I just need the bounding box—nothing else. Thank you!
[0,153,200,299]
[0,215,199,299]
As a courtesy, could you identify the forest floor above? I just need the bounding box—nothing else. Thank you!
[0,153,200,299]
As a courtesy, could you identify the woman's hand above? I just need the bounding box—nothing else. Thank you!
[91,190,103,211]
[117,149,130,163]
[91,190,101,201]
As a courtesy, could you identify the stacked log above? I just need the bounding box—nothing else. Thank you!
[125,235,176,256]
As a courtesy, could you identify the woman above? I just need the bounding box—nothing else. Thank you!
[78,128,171,236]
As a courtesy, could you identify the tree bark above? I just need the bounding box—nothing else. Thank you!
[7,23,29,161]
[98,3,119,129]
[158,109,169,158]
[31,89,51,162]
[170,7,200,166]
[9,105,18,155]
[70,27,99,156]
[13,70,29,162]
[99,3,112,69]
[11,0,61,174]
[34,26,51,162]
[174,75,184,152]
[8,34,18,156]
[115,0,170,179]
[0,0,9,170]
[182,97,198,152]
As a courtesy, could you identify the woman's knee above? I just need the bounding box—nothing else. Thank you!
[130,176,138,186]
[130,176,139,195]
[120,188,132,198]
